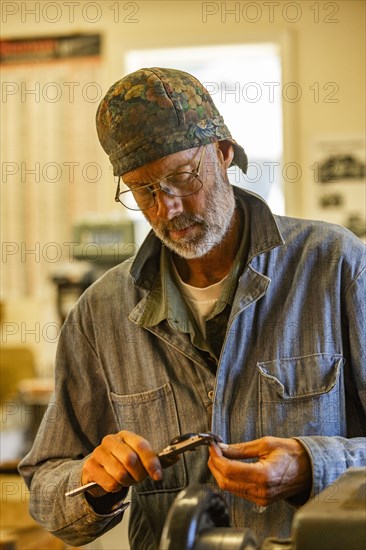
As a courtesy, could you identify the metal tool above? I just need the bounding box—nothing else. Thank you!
[65,432,222,497]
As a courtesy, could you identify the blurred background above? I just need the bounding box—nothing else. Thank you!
[0,1,365,548]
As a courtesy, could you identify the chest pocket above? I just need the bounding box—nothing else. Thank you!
[257,353,346,438]
[110,383,187,495]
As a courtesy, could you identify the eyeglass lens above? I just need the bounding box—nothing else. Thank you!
[116,146,206,211]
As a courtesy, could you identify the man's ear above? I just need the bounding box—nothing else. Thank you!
[216,140,235,169]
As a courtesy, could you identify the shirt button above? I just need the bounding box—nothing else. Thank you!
[208,390,214,401]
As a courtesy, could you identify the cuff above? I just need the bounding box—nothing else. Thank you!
[85,487,130,515]
[293,435,355,499]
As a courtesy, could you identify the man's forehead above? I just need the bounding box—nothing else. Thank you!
[122,146,200,180]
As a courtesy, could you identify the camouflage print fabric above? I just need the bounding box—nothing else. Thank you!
[96,67,248,176]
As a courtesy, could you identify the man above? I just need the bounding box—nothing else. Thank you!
[19,68,365,549]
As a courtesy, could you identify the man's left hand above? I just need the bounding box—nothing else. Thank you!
[208,436,312,507]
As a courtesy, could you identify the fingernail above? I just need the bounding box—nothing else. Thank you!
[152,469,162,481]
[218,442,229,450]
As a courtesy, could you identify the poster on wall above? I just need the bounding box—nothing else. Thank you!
[310,136,365,241]
[0,34,101,64]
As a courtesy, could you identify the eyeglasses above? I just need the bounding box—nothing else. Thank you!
[115,146,206,211]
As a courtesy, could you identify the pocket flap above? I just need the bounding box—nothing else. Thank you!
[257,353,344,399]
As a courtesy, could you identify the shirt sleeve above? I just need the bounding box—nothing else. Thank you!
[18,306,128,546]
[295,265,366,498]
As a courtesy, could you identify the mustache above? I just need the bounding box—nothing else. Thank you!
[160,214,207,232]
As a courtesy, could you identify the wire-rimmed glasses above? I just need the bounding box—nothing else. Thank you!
[115,146,206,211]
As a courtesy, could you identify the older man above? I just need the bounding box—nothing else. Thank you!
[19,68,365,550]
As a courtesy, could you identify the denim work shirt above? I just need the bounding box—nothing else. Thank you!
[19,187,366,549]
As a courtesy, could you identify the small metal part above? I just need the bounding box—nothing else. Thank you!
[158,432,222,460]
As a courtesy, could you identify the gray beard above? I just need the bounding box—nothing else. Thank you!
[148,168,236,259]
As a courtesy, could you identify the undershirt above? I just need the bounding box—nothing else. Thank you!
[172,261,228,340]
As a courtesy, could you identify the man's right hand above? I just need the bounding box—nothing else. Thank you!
[81,430,163,497]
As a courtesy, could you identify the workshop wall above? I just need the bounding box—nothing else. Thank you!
[1,0,364,384]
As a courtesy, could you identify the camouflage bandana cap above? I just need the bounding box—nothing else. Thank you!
[96,67,248,176]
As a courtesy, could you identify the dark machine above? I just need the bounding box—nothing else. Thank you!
[159,468,366,550]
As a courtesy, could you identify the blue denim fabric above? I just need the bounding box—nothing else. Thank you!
[18,188,366,549]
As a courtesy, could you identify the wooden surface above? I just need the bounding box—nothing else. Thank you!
[0,527,65,549]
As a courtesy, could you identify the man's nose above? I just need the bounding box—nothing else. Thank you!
[154,190,184,220]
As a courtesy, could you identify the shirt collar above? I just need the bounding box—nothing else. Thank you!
[131,193,248,330]
[130,186,284,291]
[129,187,284,329]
